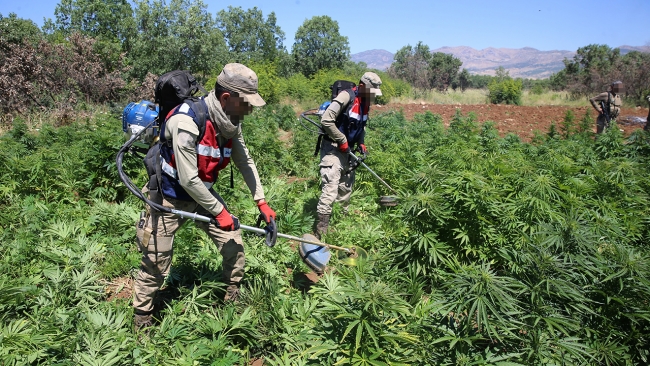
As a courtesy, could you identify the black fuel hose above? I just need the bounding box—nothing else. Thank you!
[116,122,289,244]
[116,121,176,216]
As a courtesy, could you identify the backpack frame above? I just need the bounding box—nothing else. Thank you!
[155,70,209,142]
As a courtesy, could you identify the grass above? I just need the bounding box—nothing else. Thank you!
[0,104,113,134]
[391,88,489,105]
[390,88,590,107]
[279,96,321,116]
[521,90,587,107]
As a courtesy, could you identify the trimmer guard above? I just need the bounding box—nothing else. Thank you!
[298,234,331,274]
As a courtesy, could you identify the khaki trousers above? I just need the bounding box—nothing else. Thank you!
[596,114,610,134]
[133,191,244,314]
[316,142,355,215]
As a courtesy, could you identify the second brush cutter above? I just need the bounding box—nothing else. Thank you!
[300,108,399,206]
[347,152,399,207]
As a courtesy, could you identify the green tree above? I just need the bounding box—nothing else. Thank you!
[291,15,349,77]
[455,68,471,91]
[389,42,462,91]
[428,52,462,92]
[468,74,493,89]
[494,66,509,81]
[0,13,43,46]
[46,0,135,47]
[43,0,135,73]
[552,44,650,103]
[562,44,621,95]
[549,69,567,91]
[487,68,522,105]
[129,0,227,81]
[216,6,286,64]
[388,42,431,89]
[617,51,650,102]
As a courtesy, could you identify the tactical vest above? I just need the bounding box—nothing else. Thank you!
[334,88,368,147]
[159,100,233,201]
[607,92,622,119]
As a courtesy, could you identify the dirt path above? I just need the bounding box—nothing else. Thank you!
[378,103,649,142]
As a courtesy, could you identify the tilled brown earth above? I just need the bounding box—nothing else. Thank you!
[378,103,649,142]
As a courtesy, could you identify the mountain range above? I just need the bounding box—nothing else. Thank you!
[351,45,650,79]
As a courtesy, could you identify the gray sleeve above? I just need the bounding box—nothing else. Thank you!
[169,115,224,216]
[320,91,351,144]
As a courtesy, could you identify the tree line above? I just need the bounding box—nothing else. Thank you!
[0,0,355,114]
[389,40,650,106]
[2,0,650,115]
[550,44,650,103]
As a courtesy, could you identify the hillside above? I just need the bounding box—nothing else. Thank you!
[352,45,650,79]
[350,49,395,71]
[432,46,574,79]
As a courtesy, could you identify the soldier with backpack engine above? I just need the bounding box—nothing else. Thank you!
[590,81,624,134]
[133,64,277,330]
[315,72,382,239]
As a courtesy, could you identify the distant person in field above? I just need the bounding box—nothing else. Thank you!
[589,81,623,134]
[315,72,382,239]
[644,94,650,132]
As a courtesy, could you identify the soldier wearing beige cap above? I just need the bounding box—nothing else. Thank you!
[133,63,276,330]
[315,72,382,238]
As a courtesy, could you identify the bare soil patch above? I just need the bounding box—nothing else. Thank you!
[104,276,134,302]
[377,103,649,142]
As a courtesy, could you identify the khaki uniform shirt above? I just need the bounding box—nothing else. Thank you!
[164,114,264,216]
[590,92,622,119]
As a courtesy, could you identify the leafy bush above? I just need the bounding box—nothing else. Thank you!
[487,78,523,105]
[277,72,312,102]
[0,32,127,115]
[249,61,281,105]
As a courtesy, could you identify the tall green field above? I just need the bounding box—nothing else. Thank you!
[1,105,649,365]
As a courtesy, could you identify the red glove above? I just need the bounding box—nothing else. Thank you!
[338,140,350,153]
[358,144,368,156]
[257,200,276,224]
[214,208,240,231]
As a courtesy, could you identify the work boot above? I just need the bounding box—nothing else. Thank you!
[134,313,153,332]
[224,284,240,303]
[315,213,331,240]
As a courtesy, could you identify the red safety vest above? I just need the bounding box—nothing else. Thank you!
[159,101,233,200]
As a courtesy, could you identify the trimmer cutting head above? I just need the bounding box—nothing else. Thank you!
[378,195,399,207]
[337,246,368,266]
[298,234,370,274]
[298,234,331,274]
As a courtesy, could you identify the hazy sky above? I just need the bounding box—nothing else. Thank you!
[2,0,649,54]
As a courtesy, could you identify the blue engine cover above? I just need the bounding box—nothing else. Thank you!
[317,100,331,116]
[122,100,159,133]
[122,100,160,146]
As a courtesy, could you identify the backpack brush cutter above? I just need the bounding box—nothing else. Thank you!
[300,108,399,207]
[117,101,366,274]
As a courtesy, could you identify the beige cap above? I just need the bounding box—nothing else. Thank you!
[360,72,382,96]
[217,63,266,106]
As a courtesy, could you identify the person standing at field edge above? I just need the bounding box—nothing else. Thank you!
[315,72,382,239]
[133,64,277,330]
[643,94,650,131]
[589,81,623,134]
